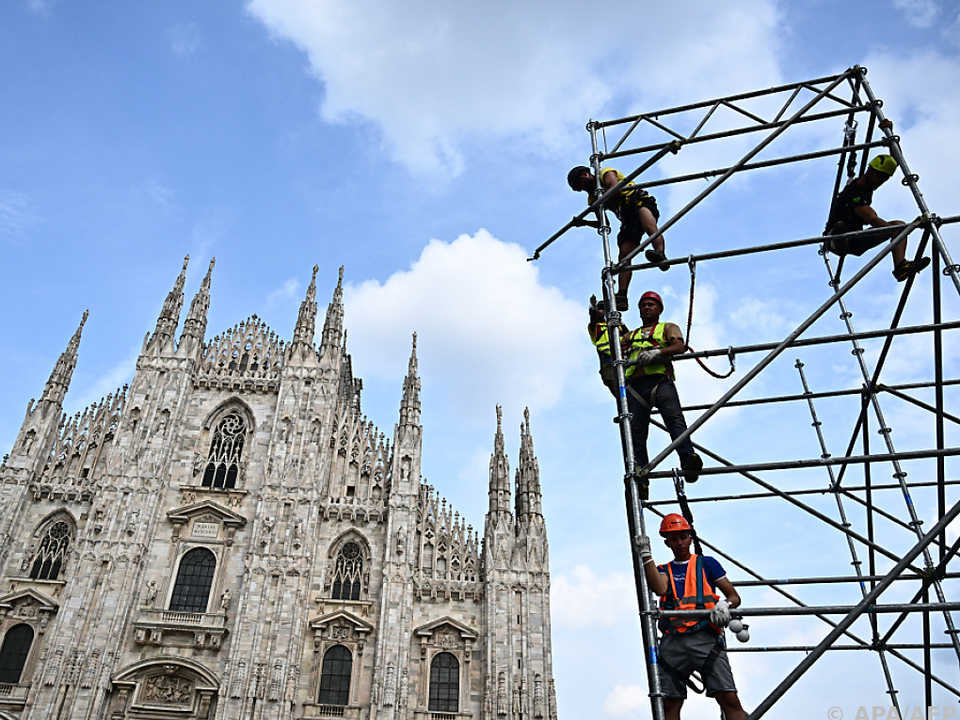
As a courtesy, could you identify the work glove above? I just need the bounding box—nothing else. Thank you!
[636,349,662,366]
[638,535,652,561]
[710,599,732,628]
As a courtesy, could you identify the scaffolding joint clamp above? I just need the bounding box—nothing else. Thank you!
[944,264,960,276]
[901,172,918,186]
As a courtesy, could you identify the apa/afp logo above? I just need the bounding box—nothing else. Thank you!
[827,707,958,720]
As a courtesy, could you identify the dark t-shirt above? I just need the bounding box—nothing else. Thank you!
[659,555,726,599]
[825,180,873,234]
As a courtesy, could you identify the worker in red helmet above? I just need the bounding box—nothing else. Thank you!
[568,165,669,310]
[621,291,702,486]
[823,127,930,282]
[638,515,747,720]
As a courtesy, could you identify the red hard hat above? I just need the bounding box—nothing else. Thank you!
[659,513,691,536]
[639,291,664,311]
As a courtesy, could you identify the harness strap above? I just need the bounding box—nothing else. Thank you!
[625,376,665,410]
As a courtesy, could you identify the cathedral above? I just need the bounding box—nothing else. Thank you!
[0,258,557,720]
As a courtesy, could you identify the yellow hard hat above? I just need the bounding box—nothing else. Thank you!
[868,154,898,177]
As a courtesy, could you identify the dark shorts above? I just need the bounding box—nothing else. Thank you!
[824,222,884,257]
[657,630,738,699]
[617,196,660,246]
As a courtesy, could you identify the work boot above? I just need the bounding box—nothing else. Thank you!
[681,453,703,483]
[893,257,931,282]
[615,290,629,310]
[645,249,670,272]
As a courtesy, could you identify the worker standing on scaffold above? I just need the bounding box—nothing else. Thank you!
[568,165,669,310]
[640,514,748,720]
[823,123,930,282]
[622,291,702,486]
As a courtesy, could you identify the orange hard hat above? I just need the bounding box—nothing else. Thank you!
[659,513,691,536]
[639,291,664,311]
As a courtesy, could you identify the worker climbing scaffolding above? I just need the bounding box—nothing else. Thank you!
[568,165,670,309]
[823,118,931,283]
[640,513,748,720]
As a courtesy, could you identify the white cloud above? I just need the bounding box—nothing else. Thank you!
[167,22,202,56]
[344,229,588,421]
[266,277,301,306]
[246,0,783,174]
[602,685,647,719]
[893,0,940,28]
[0,189,38,243]
[550,564,636,629]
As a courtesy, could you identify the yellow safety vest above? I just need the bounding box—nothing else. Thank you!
[624,323,673,379]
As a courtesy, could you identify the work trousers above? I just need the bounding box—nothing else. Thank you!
[625,374,695,468]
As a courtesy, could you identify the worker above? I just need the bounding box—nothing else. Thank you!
[640,514,748,720]
[588,296,629,398]
[622,291,702,484]
[823,140,930,282]
[568,165,669,310]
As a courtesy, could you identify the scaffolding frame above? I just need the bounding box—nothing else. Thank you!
[538,67,960,718]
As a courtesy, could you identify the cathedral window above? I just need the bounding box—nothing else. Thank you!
[169,548,216,613]
[202,411,246,489]
[317,644,352,706]
[0,624,33,684]
[331,542,363,601]
[428,652,459,712]
[30,520,72,581]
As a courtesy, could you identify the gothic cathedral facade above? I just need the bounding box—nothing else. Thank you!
[0,258,557,720]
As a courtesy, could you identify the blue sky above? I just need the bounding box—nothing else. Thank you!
[2,1,960,718]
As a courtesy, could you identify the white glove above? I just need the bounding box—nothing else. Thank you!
[636,349,662,366]
[710,599,731,628]
[638,535,652,561]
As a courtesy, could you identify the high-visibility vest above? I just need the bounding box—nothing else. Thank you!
[624,323,673,379]
[658,554,720,635]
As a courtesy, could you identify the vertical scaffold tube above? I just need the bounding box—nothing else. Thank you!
[587,120,666,720]
[858,71,960,296]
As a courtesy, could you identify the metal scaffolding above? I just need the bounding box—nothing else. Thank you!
[537,66,960,718]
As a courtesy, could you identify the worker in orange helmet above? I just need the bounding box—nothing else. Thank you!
[621,291,702,490]
[639,514,747,720]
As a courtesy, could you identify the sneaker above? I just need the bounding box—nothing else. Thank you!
[681,453,703,483]
[893,257,931,282]
[645,249,670,271]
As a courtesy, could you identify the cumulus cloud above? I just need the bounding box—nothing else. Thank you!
[246,0,783,174]
[550,565,636,629]
[343,230,587,421]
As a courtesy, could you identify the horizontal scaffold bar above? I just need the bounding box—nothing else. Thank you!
[654,602,960,618]
[645,447,960,480]
[728,644,954,653]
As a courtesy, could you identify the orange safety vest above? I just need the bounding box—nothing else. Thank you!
[658,554,720,635]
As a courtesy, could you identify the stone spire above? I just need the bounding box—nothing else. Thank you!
[146,255,188,354]
[320,266,344,351]
[179,257,214,351]
[487,405,512,520]
[515,407,543,524]
[40,310,88,408]
[398,334,420,427]
[294,265,319,345]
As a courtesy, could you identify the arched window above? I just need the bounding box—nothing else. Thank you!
[169,548,216,613]
[429,652,459,712]
[30,520,72,580]
[317,645,352,706]
[331,542,363,601]
[202,411,246,489]
[0,624,34,684]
